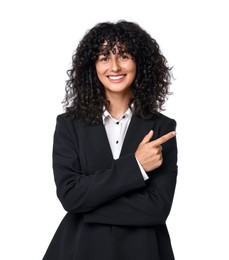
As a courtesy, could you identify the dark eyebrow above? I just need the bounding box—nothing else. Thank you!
[98,49,128,56]
[98,51,109,56]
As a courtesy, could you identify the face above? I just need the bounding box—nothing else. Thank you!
[95,46,137,98]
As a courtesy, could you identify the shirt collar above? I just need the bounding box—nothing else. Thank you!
[102,106,133,125]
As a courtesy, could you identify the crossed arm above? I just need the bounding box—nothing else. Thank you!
[84,128,177,226]
[53,115,177,226]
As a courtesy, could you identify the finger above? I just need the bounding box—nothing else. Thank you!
[140,130,154,145]
[152,131,176,146]
[159,145,163,153]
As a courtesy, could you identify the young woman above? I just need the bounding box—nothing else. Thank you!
[43,20,178,260]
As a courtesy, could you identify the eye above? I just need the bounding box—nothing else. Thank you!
[98,54,109,62]
[119,53,130,60]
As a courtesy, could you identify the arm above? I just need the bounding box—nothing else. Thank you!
[53,115,146,214]
[83,119,178,226]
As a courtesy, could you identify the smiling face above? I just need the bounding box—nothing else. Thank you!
[95,45,137,98]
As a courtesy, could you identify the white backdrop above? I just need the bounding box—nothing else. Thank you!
[0,0,228,259]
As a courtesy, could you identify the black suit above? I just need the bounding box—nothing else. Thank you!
[43,113,178,260]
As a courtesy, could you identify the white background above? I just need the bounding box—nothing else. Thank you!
[0,0,228,259]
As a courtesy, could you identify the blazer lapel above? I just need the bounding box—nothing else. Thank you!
[120,115,156,157]
[83,122,114,168]
[81,116,155,171]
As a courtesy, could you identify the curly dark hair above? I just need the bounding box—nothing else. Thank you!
[63,20,173,124]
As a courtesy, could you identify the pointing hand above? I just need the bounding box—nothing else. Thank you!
[135,130,176,172]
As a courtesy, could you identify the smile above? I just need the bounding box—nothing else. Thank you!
[107,75,126,81]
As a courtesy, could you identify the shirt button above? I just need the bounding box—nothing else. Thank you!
[123,115,126,119]
[116,122,119,125]
[116,141,119,144]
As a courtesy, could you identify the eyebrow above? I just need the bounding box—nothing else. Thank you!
[98,48,128,55]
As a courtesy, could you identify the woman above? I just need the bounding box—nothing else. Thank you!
[43,20,178,260]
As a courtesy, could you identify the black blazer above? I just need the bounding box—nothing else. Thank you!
[43,113,178,260]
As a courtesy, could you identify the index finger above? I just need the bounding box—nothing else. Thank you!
[152,131,176,146]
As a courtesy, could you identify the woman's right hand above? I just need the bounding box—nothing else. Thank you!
[135,130,176,172]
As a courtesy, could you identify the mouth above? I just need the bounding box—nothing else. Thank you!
[107,74,126,82]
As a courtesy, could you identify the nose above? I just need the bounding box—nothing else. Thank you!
[110,56,121,72]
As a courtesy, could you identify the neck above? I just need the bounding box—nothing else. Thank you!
[106,92,131,120]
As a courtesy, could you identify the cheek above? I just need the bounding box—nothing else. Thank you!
[130,64,137,77]
[128,61,137,73]
[95,63,107,77]
[95,65,105,83]
[95,63,100,75]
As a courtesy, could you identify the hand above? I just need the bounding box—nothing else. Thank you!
[135,130,176,172]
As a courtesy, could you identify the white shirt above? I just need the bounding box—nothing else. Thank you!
[102,108,149,181]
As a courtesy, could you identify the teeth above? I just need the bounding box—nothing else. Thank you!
[108,75,124,80]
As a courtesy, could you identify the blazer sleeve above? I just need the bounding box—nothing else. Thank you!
[83,119,178,226]
[53,115,146,214]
